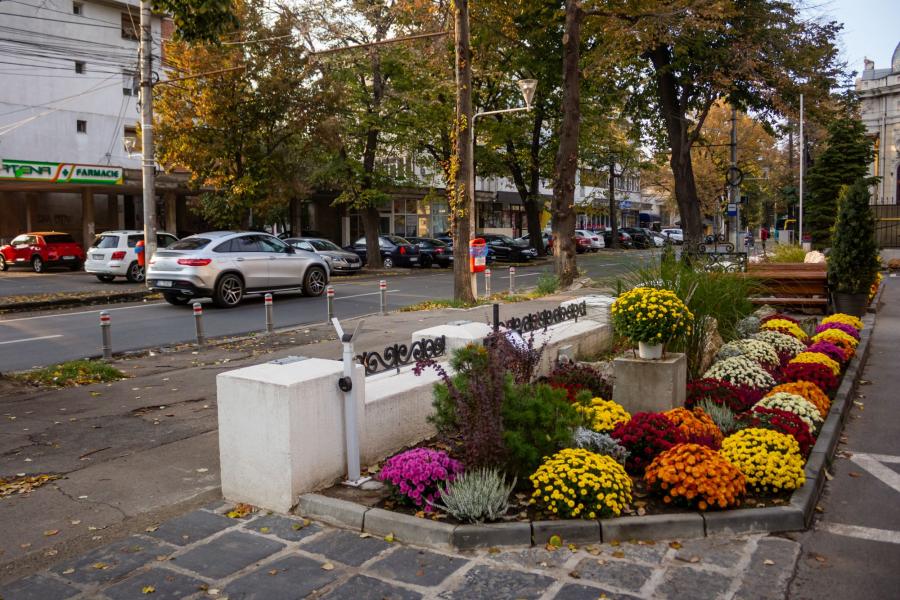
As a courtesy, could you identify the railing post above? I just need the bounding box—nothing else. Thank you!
[509,266,516,294]
[326,285,335,321]
[493,303,500,333]
[193,302,206,346]
[379,280,387,316]
[485,268,491,298]
[100,311,112,360]
[264,293,274,335]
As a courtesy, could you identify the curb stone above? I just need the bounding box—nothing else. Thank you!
[289,310,875,548]
[0,290,152,312]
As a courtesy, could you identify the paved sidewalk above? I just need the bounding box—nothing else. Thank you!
[0,501,800,600]
[789,276,900,599]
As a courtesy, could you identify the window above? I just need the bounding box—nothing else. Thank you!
[73,3,82,15]
[92,235,120,249]
[213,240,234,253]
[75,61,85,74]
[259,236,289,253]
[122,72,138,96]
[233,236,262,252]
[10,235,29,247]
[122,13,139,40]
[43,234,75,244]
[76,120,87,133]
[157,234,177,248]
[293,241,315,252]
[169,238,211,251]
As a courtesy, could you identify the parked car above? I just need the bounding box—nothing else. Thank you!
[0,232,85,273]
[661,228,684,244]
[601,228,633,249]
[574,229,604,251]
[435,237,498,264]
[344,236,421,268]
[277,229,329,241]
[622,227,655,249]
[147,231,329,308]
[480,234,537,262]
[284,237,362,275]
[85,230,179,283]
[404,237,453,268]
[575,235,592,253]
[516,231,553,251]
[648,231,667,247]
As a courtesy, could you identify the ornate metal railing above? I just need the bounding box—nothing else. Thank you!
[355,336,446,375]
[503,301,587,333]
[682,234,748,273]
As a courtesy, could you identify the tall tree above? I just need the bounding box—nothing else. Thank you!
[152,0,239,43]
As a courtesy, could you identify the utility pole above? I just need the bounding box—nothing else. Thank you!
[730,108,739,249]
[608,161,618,249]
[140,0,158,277]
[798,94,804,247]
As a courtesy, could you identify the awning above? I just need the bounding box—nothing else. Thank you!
[639,212,661,222]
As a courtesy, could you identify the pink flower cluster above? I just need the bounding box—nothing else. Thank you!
[816,322,860,341]
[808,341,848,365]
[378,448,463,512]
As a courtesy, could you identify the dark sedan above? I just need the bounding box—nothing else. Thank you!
[481,234,537,262]
[601,228,634,249]
[404,237,453,268]
[285,237,362,274]
[435,237,498,264]
[622,227,655,249]
[344,236,421,268]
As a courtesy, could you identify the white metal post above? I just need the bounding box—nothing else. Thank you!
[485,268,491,298]
[799,93,805,247]
[331,318,370,487]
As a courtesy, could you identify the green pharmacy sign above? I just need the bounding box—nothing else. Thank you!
[0,159,123,185]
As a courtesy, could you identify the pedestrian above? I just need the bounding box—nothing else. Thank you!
[760,227,769,254]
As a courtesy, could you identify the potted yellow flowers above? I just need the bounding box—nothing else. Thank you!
[611,287,694,359]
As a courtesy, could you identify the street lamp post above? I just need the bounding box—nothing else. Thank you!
[467,79,538,295]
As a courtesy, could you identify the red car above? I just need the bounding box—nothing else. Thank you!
[576,236,591,254]
[0,232,85,273]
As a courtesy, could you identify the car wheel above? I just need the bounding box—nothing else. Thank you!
[420,255,433,268]
[508,251,521,263]
[213,274,244,308]
[383,257,395,268]
[303,266,327,297]
[0,255,8,271]
[125,261,145,283]
[31,255,43,273]
[69,261,83,272]
[96,274,116,282]
[163,292,190,306]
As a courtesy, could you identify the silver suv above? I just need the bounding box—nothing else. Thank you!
[147,232,329,308]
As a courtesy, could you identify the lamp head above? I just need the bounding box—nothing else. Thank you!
[517,79,538,109]
[123,137,136,156]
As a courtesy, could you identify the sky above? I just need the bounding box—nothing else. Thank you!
[826,0,898,74]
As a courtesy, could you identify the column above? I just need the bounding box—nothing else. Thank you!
[107,194,122,230]
[26,192,39,231]
[163,190,176,234]
[81,188,95,247]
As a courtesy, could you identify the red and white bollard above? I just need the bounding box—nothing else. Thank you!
[485,268,491,298]
[509,267,516,294]
[326,285,335,321]
[193,303,206,346]
[264,293,274,335]
[100,311,112,360]
[379,280,387,316]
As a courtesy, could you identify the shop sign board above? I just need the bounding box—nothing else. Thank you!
[0,159,123,185]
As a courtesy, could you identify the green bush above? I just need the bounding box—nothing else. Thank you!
[535,269,560,295]
[501,383,579,477]
[770,244,807,263]
[828,180,880,294]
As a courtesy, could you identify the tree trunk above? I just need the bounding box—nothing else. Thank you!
[550,0,582,287]
[453,0,475,303]
[361,205,382,269]
[524,200,544,256]
[608,162,619,249]
[527,112,545,256]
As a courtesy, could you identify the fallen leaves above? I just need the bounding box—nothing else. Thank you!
[268,570,278,575]
[764,559,775,566]
[612,551,625,559]
[292,523,304,531]
[384,534,394,543]
[0,474,62,499]
[142,586,155,594]
[321,563,335,571]
[93,563,108,570]
[548,535,562,548]
[44,530,59,536]
[669,542,683,549]
[62,568,75,575]
[227,503,254,519]
[849,473,861,478]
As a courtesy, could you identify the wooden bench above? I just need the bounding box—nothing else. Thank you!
[747,262,829,308]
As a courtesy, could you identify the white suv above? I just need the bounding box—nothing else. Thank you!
[85,231,179,283]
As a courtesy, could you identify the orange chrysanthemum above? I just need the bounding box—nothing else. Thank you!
[644,444,746,509]
[664,407,725,448]
[767,382,832,417]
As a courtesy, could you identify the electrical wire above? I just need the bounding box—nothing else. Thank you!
[0,76,122,135]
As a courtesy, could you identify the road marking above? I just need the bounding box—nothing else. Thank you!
[0,302,161,323]
[819,523,900,545]
[850,453,900,494]
[0,334,63,345]
[334,290,400,301]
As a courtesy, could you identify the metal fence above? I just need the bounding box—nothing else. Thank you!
[355,336,447,376]
[873,204,900,248]
[503,301,587,333]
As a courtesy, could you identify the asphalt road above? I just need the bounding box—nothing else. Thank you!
[0,251,653,371]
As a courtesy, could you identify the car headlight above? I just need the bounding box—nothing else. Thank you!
[332,257,348,264]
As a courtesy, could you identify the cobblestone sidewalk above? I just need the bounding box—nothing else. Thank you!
[0,502,800,600]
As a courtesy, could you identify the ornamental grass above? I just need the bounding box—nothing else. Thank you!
[576,398,631,434]
[685,378,745,413]
[644,444,746,509]
[791,352,841,377]
[807,341,848,365]
[767,382,831,418]
[612,413,686,472]
[720,428,806,493]
[781,362,840,392]
[530,448,632,519]
[754,392,824,431]
[815,321,860,341]
[664,407,724,449]
[610,287,694,345]
[760,319,809,343]
[734,408,816,458]
[821,313,864,332]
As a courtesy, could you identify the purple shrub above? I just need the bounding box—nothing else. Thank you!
[808,341,848,365]
[378,448,463,512]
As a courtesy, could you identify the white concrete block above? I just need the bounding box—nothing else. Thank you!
[612,353,687,414]
[217,358,364,513]
[515,320,610,376]
[412,321,493,355]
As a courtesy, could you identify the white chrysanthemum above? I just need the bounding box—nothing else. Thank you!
[703,356,776,390]
[716,339,780,369]
[754,392,824,430]
[756,330,807,358]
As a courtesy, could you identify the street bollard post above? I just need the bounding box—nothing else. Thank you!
[265,293,274,335]
[379,280,387,316]
[493,303,500,333]
[193,303,206,346]
[485,268,491,298]
[326,285,335,321]
[100,311,112,360]
[509,266,516,294]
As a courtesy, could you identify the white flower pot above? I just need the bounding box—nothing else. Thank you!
[638,342,663,360]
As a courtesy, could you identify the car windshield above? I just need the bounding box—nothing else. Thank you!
[168,238,211,251]
[44,234,75,244]
[496,236,516,244]
[309,239,341,251]
[92,235,120,249]
[385,236,410,245]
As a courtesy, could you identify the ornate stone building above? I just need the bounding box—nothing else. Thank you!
[858,42,900,205]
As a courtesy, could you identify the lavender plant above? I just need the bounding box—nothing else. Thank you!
[428,469,516,524]
[572,428,630,466]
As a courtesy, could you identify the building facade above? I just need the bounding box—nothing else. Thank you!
[858,42,900,206]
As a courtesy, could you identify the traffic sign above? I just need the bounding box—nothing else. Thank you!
[726,203,738,216]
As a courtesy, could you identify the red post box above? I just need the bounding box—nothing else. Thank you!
[469,238,487,273]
